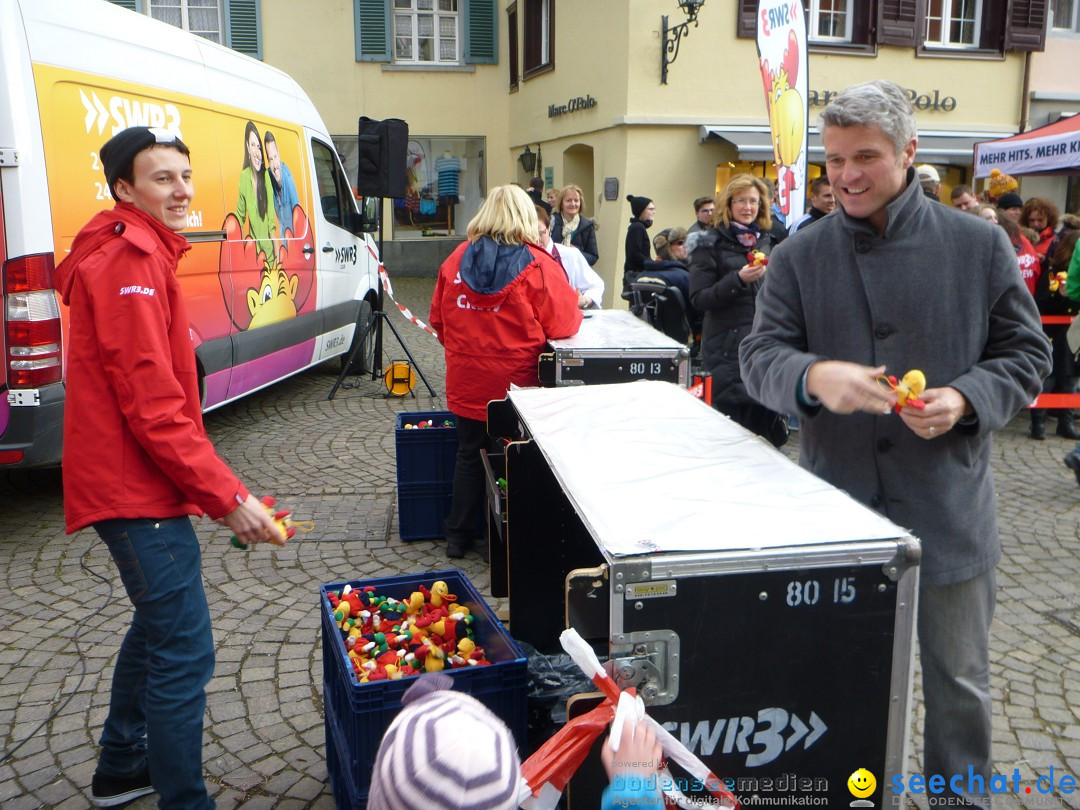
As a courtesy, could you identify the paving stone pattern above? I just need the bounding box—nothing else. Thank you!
[0,277,1078,809]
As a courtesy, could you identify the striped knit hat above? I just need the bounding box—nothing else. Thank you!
[367,673,522,810]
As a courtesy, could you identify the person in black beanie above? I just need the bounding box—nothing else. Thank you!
[623,194,655,294]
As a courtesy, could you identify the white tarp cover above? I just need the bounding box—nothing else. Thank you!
[507,380,911,556]
[973,114,1080,178]
[547,309,687,351]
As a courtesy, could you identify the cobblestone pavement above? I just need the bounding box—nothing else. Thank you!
[1,276,1078,809]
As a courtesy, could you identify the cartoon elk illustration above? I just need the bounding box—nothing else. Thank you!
[759,29,805,216]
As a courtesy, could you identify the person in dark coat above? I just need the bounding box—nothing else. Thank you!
[550,183,598,266]
[622,194,655,293]
[741,80,1051,809]
[689,173,784,445]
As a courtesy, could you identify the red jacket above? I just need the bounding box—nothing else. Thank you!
[429,238,582,420]
[1016,234,1041,295]
[54,203,248,533]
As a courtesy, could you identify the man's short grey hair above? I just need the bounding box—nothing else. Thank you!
[819,80,917,156]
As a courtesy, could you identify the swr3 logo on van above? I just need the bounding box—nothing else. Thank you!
[80,88,182,138]
[334,245,357,266]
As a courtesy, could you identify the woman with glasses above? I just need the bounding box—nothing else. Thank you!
[689,174,787,446]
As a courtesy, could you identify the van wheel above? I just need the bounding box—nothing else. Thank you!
[340,299,376,374]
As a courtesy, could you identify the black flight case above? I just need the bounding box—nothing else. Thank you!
[486,381,919,809]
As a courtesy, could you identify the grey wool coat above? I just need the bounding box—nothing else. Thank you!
[740,172,1051,586]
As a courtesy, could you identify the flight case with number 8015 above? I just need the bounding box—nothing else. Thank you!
[537,309,690,388]
[486,381,919,809]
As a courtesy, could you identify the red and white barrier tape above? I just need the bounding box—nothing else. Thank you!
[368,245,438,339]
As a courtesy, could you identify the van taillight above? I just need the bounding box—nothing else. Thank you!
[4,253,62,388]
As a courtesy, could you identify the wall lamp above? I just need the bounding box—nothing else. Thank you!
[518,143,542,175]
[661,0,706,85]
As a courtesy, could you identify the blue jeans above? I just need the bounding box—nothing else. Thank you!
[918,568,995,809]
[94,517,215,810]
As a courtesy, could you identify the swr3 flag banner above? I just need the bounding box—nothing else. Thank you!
[756,1,808,225]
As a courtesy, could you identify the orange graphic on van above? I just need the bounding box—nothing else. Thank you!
[219,205,315,331]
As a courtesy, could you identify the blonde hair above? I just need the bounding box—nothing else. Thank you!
[557,184,586,216]
[467,185,539,245]
[714,174,772,230]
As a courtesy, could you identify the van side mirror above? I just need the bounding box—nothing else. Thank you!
[355,197,379,233]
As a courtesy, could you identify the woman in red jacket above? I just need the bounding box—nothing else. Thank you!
[430,184,582,558]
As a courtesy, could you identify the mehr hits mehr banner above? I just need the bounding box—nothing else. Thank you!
[755,0,809,224]
[973,114,1080,179]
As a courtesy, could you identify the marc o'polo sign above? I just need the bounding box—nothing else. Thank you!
[548,95,597,118]
[809,88,957,111]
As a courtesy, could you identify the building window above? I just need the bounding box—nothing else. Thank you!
[1052,0,1080,31]
[146,0,224,44]
[108,0,261,58]
[809,0,853,42]
[393,0,460,63]
[924,0,983,47]
[522,0,553,77]
[508,3,519,88]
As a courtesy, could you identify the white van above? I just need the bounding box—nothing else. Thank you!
[0,0,380,467]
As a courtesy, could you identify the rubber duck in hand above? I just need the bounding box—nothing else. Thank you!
[747,250,769,268]
[230,495,294,549]
[879,369,927,413]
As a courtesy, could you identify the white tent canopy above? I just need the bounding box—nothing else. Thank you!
[973,114,1080,178]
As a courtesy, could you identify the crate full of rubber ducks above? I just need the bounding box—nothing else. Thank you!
[320,569,528,808]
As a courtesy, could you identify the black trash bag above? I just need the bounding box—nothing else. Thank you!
[518,640,606,751]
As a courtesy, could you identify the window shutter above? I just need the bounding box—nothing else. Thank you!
[877,0,922,46]
[1005,0,1048,51]
[355,0,391,62]
[465,0,498,64]
[107,0,144,10]
[225,0,261,59]
[736,0,757,39]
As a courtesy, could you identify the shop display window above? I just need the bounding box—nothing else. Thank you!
[332,134,485,239]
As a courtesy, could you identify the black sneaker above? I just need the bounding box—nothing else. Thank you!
[91,767,155,808]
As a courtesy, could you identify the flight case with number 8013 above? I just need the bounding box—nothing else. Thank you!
[537,309,690,388]
[486,381,919,809]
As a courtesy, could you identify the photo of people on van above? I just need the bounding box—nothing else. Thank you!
[221,120,316,332]
[236,120,277,259]
[264,129,300,238]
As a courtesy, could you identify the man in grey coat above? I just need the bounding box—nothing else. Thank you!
[741,81,1051,807]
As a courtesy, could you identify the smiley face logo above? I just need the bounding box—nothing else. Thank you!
[847,768,877,799]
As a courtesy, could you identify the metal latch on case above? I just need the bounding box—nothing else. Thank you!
[608,629,680,706]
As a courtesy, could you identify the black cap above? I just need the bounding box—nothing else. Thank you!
[996,192,1024,210]
[626,194,653,219]
[100,126,185,197]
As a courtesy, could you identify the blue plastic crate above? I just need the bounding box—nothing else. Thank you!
[397,481,452,541]
[395,410,459,486]
[320,570,527,809]
[325,703,359,810]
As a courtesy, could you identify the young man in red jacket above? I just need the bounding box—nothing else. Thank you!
[54,126,283,809]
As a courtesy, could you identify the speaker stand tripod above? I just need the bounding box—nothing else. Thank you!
[327,198,437,401]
